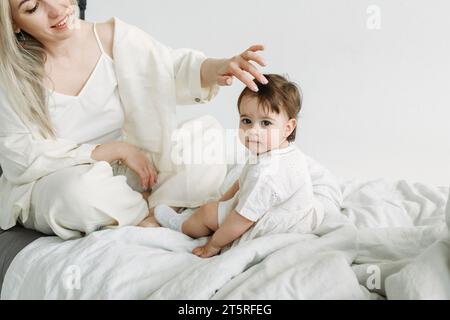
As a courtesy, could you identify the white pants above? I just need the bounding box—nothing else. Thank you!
[22,161,149,240]
[20,116,228,240]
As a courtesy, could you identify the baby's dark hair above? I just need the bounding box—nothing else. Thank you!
[237,74,303,142]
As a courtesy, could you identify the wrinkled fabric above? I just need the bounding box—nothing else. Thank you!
[0,17,223,231]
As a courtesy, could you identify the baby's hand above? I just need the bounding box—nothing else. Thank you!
[192,242,222,258]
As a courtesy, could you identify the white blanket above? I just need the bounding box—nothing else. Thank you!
[2,168,449,299]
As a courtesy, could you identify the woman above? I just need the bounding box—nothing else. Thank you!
[0,0,268,239]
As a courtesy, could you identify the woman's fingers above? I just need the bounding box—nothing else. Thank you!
[223,45,268,91]
[123,146,159,190]
[148,164,158,186]
[138,158,158,190]
[148,172,157,188]
[138,162,158,190]
[239,60,268,85]
[241,50,267,68]
[246,44,265,53]
[229,63,259,92]
[139,164,154,190]
[217,75,234,86]
[140,170,150,190]
[149,172,156,188]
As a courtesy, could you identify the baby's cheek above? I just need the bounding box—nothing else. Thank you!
[267,128,282,146]
[263,131,271,148]
[238,128,247,144]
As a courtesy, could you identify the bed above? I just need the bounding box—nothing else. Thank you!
[1,1,450,300]
[1,156,449,300]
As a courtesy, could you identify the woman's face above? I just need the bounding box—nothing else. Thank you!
[9,0,78,43]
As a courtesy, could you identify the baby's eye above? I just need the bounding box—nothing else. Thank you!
[241,118,252,125]
[261,120,272,127]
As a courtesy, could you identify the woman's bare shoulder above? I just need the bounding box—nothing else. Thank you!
[95,18,115,59]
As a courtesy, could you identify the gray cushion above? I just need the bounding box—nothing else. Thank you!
[0,226,44,295]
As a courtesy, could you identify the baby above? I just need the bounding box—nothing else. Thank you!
[155,74,323,258]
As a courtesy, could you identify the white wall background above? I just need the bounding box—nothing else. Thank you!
[87,0,450,186]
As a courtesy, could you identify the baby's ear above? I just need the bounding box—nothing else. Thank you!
[285,118,297,138]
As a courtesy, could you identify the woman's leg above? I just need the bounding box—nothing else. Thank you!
[182,202,219,238]
[27,161,149,240]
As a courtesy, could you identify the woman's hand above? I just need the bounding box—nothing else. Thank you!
[92,141,158,191]
[192,241,222,258]
[119,143,158,191]
[201,45,268,92]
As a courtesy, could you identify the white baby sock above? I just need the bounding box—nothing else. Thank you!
[154,205,193,232]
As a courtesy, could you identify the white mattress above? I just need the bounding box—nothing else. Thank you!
[2,164,449,300]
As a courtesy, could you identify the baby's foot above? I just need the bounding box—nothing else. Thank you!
[139,215,160,228]
[154,205,192,232]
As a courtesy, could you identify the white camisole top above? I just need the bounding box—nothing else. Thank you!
[47,23,125,145]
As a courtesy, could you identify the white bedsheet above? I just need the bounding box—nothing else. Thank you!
[2,168,449,299]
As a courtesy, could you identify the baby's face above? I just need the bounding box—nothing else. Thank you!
[239,96,295,155]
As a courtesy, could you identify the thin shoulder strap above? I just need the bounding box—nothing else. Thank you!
[93,23,106,54]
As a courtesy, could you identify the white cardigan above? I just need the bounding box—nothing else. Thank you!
[0,17,226,230]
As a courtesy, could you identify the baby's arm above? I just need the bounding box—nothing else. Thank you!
[219,180,240,202]
[192,210,254,258]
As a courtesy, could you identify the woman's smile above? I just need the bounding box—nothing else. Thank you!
[50,6,76,31]
[51,15,69,29]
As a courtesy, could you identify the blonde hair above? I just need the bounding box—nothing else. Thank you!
[0,0,78,139]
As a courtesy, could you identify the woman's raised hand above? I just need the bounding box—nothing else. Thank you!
[201,45,268,92]
[220,45,268,91]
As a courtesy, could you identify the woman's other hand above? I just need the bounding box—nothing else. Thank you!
[91,141,158,191]
[201,45,268,92]
[120,143,158,191]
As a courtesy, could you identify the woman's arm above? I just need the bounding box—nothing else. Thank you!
[0,133,99,185]
[170,44,269,105]
[0,133,157,189]
[90,141,122,163]
[111,18,268,102]
[192,210,255,258]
